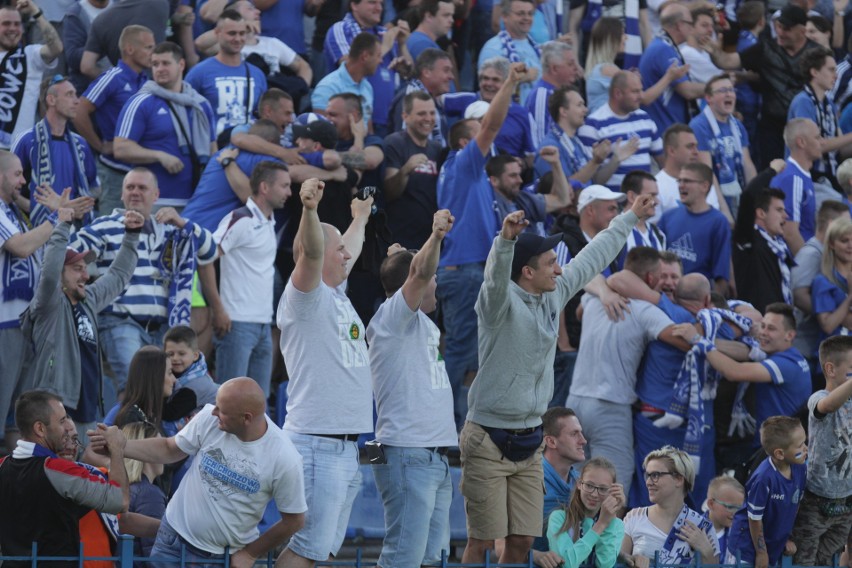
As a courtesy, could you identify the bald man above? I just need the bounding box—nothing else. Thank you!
[276,178,374,568]
[93,377,307,568]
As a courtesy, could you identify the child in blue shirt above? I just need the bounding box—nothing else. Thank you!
[725,416,808,568]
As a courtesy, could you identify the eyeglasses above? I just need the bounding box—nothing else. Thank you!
[579,481,612,495]
[712,498,742,512]
[680,19,695,26]
[711,87,736,94]
[677,178,704,185]
[644,471,677,483]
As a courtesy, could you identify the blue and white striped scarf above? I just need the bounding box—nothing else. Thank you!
[669,308,753,466]
[158,224,198,327]
[756,224,794,305]
[1,201,37,303]
[497,30,540,63]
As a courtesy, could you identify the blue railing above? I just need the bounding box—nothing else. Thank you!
[0,538,841,568]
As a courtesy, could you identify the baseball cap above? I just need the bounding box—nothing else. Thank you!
[511,233,563,276]
[776,5,807,27]
[464,101,490,120]
[292,112,338,149]
[576,184,627,213]
[64,248,96,266]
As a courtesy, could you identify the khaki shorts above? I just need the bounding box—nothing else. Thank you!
[459,421,545,540]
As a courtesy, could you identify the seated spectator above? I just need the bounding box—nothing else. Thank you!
[547,457,624,568]
[621,446,720,567]
[725,417,808,566]
[105,346,178,431]
[121,421,166,563]
[705,475,745,556]
[660,162,732,295]
[583,17,687,115]
[578,71,664,192]
[312,33,380,129]
[811,217,852,338]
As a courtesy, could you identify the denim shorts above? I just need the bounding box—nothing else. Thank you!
[148,514,225,568]
[284,432,362,561]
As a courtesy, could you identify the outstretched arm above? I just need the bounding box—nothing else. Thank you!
[401,210,454,310]
[291,178,325,293]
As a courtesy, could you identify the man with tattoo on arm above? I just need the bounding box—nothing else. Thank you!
[0,0,63,150]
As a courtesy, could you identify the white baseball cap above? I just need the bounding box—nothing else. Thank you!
[577,184,627,212]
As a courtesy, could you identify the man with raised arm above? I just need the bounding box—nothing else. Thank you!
[276,178,374,568]
[460,194,656,564]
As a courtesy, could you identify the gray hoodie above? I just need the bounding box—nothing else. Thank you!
[22,222,138,409]
[469,210,638,429]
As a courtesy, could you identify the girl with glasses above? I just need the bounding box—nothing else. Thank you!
[621,446,720,568]
[546,457,624,568]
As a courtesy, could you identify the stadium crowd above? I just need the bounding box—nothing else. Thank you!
[0,0,851,566]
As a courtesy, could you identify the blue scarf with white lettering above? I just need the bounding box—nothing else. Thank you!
[32,118,93,227]
[1,201,37,303]
[497,30,540,64]
[0,45,27,148]
[157,223,198,327]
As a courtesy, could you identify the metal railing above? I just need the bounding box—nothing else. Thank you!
[1,539,842,568]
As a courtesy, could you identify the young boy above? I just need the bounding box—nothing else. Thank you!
[725,416,808,568]
[790,335,852,565]
[163,326,219,434]
[706,475,746,556]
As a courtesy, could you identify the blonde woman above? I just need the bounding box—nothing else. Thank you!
[621,446,719,568]
[584,17,689,113]
[122,421,166,560]
[547,457,624,568]
[811,217,852,338]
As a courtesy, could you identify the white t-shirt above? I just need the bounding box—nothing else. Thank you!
[1,44,57,149]
[213,198,276,323]
[679,44,724,84]
[367,290,457,447]
[624,506,721,561]
[654,169,721,224]
[242,36,297,75]
[167,405,307,554]
[570,296,673,404]
[277,280,372,434]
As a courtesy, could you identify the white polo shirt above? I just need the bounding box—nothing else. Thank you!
[213,197,276,324]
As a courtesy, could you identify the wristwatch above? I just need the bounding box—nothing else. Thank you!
[221,157,235,168]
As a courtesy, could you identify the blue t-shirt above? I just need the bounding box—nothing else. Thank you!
[689,113,749,188]
[810,273,848,337]
[525,78,556,146]
[437,142,497,266]
[185,59,267,136]
[638,36,689,133]
[115,92,216,205]
[736,31,760,112]
[182,148,282,232]
[534,458,579,551]
[726,458,807,565]
[478,35,542,103]
[659,207,731,281]
[788,91,838,177]
[407,31,440,62]
[260,0,306,54]
[840,102,852,135]
[534,128,591,180]
[770,159,816,241]
[82,60,147,168]
[636,294,693,410]
[756,348,812,437]
[443,91,535,158]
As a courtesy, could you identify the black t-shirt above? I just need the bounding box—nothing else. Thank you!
[741,38,819,119]
[68,303,99,423]
[383,131,442,249]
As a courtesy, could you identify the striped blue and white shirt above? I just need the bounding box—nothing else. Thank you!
[69,212,216,321]
[578,104,663,192]
[525,78,557,148]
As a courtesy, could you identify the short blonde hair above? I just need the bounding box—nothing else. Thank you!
[837,158,852,193]
[643,445,695,494]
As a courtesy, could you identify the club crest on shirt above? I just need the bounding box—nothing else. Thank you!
[349,322,360,340]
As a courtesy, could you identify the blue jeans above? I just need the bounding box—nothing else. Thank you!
[149,514,226,568]
[285,432,362,561]
[213,321,272,396]
[95,161,127,217]
[436,263,484,428]
[99,314,167,393]
[372,446,452,567]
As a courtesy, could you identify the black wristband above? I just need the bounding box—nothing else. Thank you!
[125,226,143,234]
[32,10,43,19]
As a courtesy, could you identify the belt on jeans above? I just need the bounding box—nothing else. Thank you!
[483,426,540,436]
[307,433,360,442]
[113,312,164,333]
[427,447,450,455]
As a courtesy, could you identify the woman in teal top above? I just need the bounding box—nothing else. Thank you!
[547,457,624,568]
